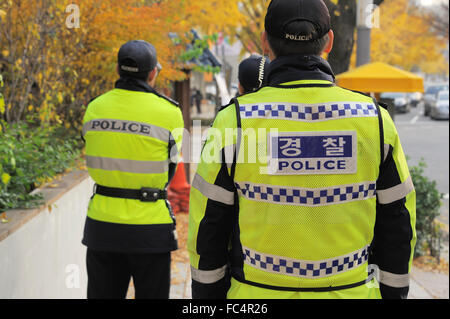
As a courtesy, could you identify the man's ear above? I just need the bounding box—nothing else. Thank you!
[238,82,244,95]
[261,31,276,61]
[323,29,334,54]
[148,67,158,86]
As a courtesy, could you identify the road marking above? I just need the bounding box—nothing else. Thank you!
[410,115,419,124]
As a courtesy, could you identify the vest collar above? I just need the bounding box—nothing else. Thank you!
[115,77,157,94]
[267,55,335,86]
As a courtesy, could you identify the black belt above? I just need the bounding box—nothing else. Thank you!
[232,270,375,292]
[94,184,167,202]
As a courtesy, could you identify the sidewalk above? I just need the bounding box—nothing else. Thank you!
[409,240,449,299]
[409,266,449,299]
[170,262,192,299]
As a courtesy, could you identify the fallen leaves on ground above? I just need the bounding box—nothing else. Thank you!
[1,212,9,224]
[413,255,449,274]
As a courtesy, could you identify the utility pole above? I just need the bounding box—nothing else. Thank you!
[356,0,374,67]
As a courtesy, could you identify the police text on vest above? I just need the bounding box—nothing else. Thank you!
[90,119,152,135]
[267,131,357,175]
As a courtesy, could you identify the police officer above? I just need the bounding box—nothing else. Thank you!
[237,54,270,95]
[82,40,184,299]
[188,0,416,299]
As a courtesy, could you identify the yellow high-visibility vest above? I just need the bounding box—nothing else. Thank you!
[189,79,416,299]
[82,83,184,253]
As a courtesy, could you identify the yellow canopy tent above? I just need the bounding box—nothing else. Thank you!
[336,62,424,94]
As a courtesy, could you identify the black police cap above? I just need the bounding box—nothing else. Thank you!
[265,0,331,42]
[118,40,158,80]
[238,54,270,93]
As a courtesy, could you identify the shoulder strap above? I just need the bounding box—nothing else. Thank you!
[218,101,236,113]
[377,101,389,110]
[230,97,242,181]
[372,98,385,168]
[339,87,385,167]
[156,93,180,108]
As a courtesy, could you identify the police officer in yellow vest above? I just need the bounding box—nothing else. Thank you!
[82,40,184,299]
[188,0,416,299]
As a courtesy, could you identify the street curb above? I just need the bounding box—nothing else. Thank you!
[409,266,449,299]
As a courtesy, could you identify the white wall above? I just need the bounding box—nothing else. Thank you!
[0,176,94,299]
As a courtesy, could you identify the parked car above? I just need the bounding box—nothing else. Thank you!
[380,92,411,113]
[408,92,422,107]
[430,90,449,120]
[424,83,449,116]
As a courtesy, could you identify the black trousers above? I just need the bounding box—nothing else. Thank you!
[86,248,171,299]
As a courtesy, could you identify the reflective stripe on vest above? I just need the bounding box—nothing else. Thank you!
[378,270,410,288]
[243,245,370,279]
[190,265,227,284]
[240,101,378,122]
[235,181,376,206]
[192,173,235,205]
[86,156,169,174]
[377,175,414,204]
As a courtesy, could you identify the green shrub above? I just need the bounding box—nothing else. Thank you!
[0,122,81,211]
[409,159,444,258]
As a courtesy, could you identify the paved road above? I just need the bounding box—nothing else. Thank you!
[394,103,449,226]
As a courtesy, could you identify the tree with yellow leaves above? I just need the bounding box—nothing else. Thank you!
[232,0,269,54]
[369,0,448,75]
[0,0,241,129]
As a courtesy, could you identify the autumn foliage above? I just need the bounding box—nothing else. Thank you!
[0,0,448,132]
[0,0,240,130]
[369,0,448,74]
[232,0,448,76]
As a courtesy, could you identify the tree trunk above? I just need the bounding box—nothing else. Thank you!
[327,2,357,75]
[325,0,384,75]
